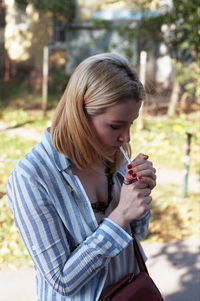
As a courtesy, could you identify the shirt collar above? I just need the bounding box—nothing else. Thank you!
[41,128,72,173]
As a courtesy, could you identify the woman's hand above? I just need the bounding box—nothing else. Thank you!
[108,153,156,229]
[125,153,156,190]
[108,180,152,229]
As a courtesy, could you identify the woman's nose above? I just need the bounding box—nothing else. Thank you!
[118,129,130,143]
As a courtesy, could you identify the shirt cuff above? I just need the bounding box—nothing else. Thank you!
[94,218,133,257]
[131,210,151,225]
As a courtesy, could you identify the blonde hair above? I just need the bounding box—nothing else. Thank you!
[51,53,145,171]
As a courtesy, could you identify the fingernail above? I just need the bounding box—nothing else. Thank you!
[132,173,137,178]
[138,176,142,180]
[128,164,132,169]
[125,174,133,181]
[128,170,133,175]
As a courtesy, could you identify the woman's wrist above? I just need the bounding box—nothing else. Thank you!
[108,207,130,229]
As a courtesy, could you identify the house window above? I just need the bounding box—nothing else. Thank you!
[53,22,66,42]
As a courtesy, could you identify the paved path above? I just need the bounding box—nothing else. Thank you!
[156,165,200,194]
[145,237,200,301]
[0,237,199,301]
[0,269,36,301]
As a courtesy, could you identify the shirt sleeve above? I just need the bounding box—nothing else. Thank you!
[7,170,132,297]
[130,210,151,241]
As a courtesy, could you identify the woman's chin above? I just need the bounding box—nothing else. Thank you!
[106,146,119,156]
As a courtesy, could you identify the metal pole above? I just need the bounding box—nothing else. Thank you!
[182,133,192,197]
[137,50,147,130]
[42,46,49,115]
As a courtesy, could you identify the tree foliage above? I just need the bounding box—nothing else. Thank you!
[15,0,76,23]
[164,0,200,62]
[163,0,200,106]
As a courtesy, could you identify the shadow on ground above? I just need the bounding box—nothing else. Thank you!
[146,237,200,301]
[0,120,34,132]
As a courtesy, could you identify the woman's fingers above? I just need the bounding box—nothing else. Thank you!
[143,196,152,211]
[127,156,156,181]
[119,182,153,222]
[128,164,156,180]
[138,176,156,189]
[131,161,153,172]
[125,153,156,190]
[134,153,149,161]
[135,168,157,179]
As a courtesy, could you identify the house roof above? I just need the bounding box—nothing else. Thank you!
[92,9,162,21]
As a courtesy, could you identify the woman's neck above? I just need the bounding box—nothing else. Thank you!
[73,160,106,176]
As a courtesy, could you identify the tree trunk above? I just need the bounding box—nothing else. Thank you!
[3,47,10,82]
[167,81,180,116]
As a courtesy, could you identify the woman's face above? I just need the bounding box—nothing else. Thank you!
[90,100,142,155]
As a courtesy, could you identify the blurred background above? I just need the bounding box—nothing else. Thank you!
[0,0,199,300]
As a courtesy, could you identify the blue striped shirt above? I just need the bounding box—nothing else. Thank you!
[7,128,150,301]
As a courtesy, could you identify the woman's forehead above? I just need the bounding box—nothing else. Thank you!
[99,100,141,122]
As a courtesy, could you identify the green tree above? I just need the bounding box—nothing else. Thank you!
[116,0,200,111]
[164,0,199,61]
[164,0,200,114]
[15,0,76,23]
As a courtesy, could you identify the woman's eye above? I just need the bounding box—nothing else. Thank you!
[110,125,121,130]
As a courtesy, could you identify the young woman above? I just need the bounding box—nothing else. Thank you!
[7,53,156,300]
